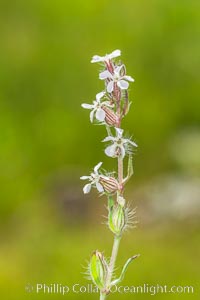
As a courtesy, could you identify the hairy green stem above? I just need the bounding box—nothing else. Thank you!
[100,235,121,300]
[100,293,107,300]
[107,235,121,285]
[100,155,124,300]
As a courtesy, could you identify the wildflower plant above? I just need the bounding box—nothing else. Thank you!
[81,50,139,300]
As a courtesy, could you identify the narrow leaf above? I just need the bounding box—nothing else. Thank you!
[123,155,133,184]
[110,254,140,286]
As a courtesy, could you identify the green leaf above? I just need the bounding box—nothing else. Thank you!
[110,254,140,286]
[123,154,133,184]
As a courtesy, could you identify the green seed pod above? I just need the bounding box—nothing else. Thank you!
[108,203,126,235]
[89,251,108,290]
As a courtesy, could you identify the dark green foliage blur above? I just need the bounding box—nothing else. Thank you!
[0,0,200,299]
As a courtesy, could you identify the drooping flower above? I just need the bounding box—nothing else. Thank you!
[81,92,114,123]
[102,128,137,158]
[99,65,134,93]
[80,162,119,194]
[91,49,121,63]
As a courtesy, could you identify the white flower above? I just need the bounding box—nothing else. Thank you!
[80,162,108,194]
[91,49,121,63]
[81,92,113,123]
[102,128,137,158]
[99,65,134,93]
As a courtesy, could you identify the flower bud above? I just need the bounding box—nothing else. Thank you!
[108,204,126,235]
[99,176,119,194]
[89,250,108,290]
[102,105,118,127]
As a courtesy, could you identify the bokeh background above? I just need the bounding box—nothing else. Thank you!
[0,0,200,299]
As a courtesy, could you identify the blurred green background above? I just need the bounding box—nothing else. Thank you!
[0,0,200,299]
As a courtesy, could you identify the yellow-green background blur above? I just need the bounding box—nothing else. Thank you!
[0,0,200,299]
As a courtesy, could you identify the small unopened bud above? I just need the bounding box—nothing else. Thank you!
[89,251,108,290]
[108,204,126,235]
[99,176,119,194]
[102,105,118,126]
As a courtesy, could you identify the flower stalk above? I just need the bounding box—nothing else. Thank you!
[81,49,139,299]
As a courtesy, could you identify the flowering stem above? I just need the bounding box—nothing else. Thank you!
[82,50,138,300]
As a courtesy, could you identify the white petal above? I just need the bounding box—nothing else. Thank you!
[99,70,113,80]
[105,144,116,157]
[117,80,129,90]
[123,75,134,82]
[115,128,123,137]
[102,136,115,142]
[96,182,104,193]
[81,103,94,109]
[96,91,105,101]
[128,139,138,147]
[80,176,90,180]
[83,184,92,194]
[94,162,103,173]
[96,108,106,122]
[103,101,114,108]
[90,109,95,122]
[100,175,110,180]
[107,81,114,93]
[114,65,123,76]
[109,49,121,59]
[91,55,104,63]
